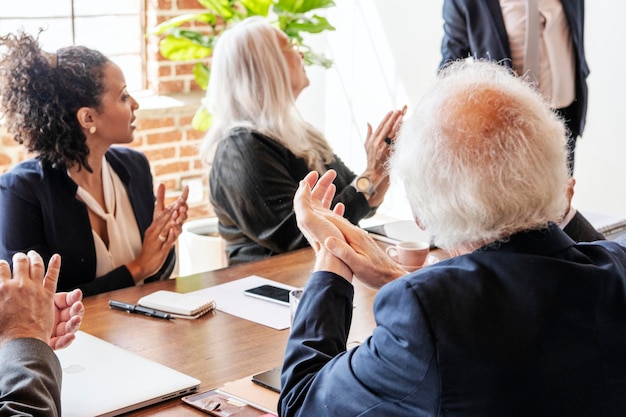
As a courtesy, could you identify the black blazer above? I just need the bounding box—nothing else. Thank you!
[0,147,175,296]
[440,0,589,137]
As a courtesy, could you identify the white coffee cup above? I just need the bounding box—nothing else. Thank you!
[289,288,304,326]
[385,241,430,268]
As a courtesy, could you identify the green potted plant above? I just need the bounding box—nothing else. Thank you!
[151,0,336,130]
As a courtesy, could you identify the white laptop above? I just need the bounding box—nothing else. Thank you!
[55,331,200,417]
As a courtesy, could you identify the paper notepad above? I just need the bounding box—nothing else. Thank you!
[138,290,216,319]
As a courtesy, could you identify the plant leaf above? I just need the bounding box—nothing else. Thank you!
[168,28,218,49]
[192,107,213,131]
[283,14,335,36]
[240,0,273,16]
[197,0,236,18]
[276,0,335,14]
[159,35,213,61]
[303,50,333,68]
[150,13,218,35]
[193,63,211,90]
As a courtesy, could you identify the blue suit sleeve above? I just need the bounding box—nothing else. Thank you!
[440,0,471,69]
[279,272,440,417]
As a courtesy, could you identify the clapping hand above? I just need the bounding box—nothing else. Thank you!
[294,170,407,288]
[127,184,189,282]
[0,251,84,350]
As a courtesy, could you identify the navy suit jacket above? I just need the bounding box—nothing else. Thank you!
[440,0,589,137]
[279,225,626,416]
[0,146,174,296]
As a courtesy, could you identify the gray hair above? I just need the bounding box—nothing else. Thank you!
[391,59,569,252]
[200,16,333,172]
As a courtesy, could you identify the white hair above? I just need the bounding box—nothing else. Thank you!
[199,16,333,172]
[391,59,569,252]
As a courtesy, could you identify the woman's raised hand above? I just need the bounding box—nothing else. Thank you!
[126,184,189,282]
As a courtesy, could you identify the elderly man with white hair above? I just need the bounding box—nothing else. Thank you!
[278,60,626,417]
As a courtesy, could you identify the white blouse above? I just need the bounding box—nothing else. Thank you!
[75,158,143,278]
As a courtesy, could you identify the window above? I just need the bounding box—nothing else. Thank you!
[0,0,144,91]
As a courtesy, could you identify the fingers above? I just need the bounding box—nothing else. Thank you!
[0,259,9,280]
[322,184,336,210]
[373,111,393,136]
[294,177,314,220]
[173,186,190,225]
[54,290,84,324]
[50,332,76,351]
[311,170,337,205]
[67,288,84,306]
[302,170,320,189]
[54,289,83,312]
[378,107,407,140]
[390,105,408,139]
[179,185,190,203]
[155,183,166,212]
[43,253,61,294]
[324,237,354,262]
[27,250,46,282]
[11,252,29,282]
[333,202,346,217]
[64,312,83,334]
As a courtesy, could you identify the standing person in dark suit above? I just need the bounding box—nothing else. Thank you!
[278,60,626,417]
[440,0,588,174]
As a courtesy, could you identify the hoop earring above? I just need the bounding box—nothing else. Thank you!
[89,126,97,134]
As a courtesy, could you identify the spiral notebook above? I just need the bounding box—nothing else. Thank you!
[138,290,216,319]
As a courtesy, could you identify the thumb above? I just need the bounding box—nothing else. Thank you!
[325,237,353,260]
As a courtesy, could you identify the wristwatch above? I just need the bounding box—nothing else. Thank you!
[353,175,375,198]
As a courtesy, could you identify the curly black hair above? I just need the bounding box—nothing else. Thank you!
[0,31,110,172]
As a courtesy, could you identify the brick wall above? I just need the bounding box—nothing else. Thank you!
[0,0,213,220]
[146,0,212,95]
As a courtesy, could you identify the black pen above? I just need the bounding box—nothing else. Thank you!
[109,300,173,320]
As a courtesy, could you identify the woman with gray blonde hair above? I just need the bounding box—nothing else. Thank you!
[202,16,404,264]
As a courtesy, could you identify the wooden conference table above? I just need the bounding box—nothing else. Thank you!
[80,245,446,416]
[81,247,366,416]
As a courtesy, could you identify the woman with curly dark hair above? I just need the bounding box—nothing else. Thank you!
[0,32,189,296]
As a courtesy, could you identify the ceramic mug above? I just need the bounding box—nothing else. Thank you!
[289,288,304,326]
[385,241,430,268]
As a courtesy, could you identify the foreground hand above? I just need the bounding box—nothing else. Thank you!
[296,170,406,288]
[0,252,82,350]
[323,215,408,289]
[51,289,84,350]
[295,171,351,280]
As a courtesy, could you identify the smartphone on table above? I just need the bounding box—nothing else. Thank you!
[251,366,282,393]
[243,285,290,306]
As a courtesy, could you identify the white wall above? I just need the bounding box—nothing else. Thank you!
[298,0,626,220]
